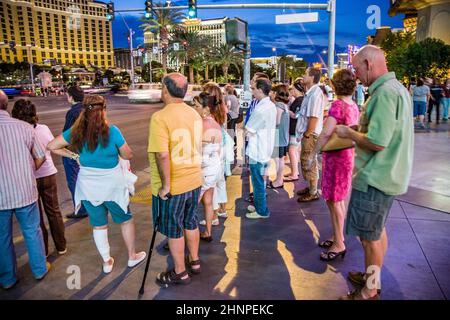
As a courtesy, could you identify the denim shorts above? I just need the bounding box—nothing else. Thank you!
[152,187,201,239]
[82,200,132,227]
[413,101,427,117]
[345,186,395,241]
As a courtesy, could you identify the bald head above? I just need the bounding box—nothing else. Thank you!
[353,45,386,66]
[0,90,8,110]
[162,73,188,99]
[352,45,389,86]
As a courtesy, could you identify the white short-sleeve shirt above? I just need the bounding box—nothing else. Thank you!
[295,84,325,138]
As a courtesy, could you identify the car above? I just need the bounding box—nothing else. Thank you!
[20,88,34,97]
[0,87,21,99]
[127,83,201,104]
[83,87,111,95]
[127,83,163,103]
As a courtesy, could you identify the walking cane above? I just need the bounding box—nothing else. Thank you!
[138,193,171,295]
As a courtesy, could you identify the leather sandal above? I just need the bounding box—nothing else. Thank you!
[156,269,191,286]
[318,239,334,248]
[296,187,309,196]
[320,249,346,261]
[185,256,201,275]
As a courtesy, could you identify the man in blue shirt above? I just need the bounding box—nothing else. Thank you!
[63,86,88,219]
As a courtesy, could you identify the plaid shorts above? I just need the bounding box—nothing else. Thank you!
[152,187,201,239]
[346,186,395,241]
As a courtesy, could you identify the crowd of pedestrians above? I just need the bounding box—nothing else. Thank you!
[0,45,422,300]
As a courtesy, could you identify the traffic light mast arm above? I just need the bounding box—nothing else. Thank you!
[115,3,329,12]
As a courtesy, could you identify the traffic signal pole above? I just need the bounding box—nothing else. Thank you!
[116,1,336,77]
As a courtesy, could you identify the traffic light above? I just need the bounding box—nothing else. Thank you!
[144,1,152,19]
[106,1,114,21]
[188,0,197,19]
[9,41,16,54]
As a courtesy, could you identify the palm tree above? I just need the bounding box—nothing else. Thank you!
[212,44,243,83]
[140,2,185,74]
[170,27,210,83]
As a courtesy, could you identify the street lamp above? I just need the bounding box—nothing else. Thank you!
[272,47,278,81]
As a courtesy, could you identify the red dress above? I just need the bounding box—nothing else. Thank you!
[321,100,360,202]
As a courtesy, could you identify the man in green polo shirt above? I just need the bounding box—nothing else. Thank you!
[335,45,414,300]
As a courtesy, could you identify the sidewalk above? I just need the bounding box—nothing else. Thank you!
[1,125,449,300]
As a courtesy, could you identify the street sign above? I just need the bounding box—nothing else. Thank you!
[173,43,179,51]
[239,90,252,109]
[275,12,319,24]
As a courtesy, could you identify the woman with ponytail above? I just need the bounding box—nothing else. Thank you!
[202,83,233,226]
[48,95,146,273]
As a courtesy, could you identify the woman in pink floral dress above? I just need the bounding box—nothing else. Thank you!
[306,69,360,261]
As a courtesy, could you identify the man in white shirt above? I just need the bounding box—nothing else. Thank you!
[245,79,277,219]
[295,68,325,202]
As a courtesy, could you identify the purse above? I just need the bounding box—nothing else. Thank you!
[321,101,356,152]
[321,132,354,152]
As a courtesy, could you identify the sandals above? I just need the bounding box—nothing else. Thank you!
[200,235,213,242]
[320,249,346,261]
[297,192,320,202]
[267,181,284,189]
[156,269,191,286]
[318,240,334,248]
[185,256,201,275]
[339,289,380,300]
[296,187,310,196]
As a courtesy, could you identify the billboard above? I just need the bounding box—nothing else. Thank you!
[347,45,360,66]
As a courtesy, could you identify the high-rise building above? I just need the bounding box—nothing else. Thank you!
[389,0,450,44]
[0,0,114,68]
[144,17,230,69]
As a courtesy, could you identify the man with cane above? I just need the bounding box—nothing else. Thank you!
[142,73,203,290]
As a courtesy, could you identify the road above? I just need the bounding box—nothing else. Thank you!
[6,94,162,215]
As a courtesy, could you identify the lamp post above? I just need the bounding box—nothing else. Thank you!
[272,47,278,81]
[26,44,35,93]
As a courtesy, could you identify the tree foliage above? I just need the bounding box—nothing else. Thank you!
[382,33,450,81]
[381,31,415,80]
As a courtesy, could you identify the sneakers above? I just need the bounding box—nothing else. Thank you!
[66,212,88,219]
[102,257,114,274]
[199,218,219,226]
[128,251,146,268]
[246,211,270,219]
[57,248,67,255]
[35,262,52,280]
[217,211,228,218]
[2,279,19,290]
[247,205,256,212]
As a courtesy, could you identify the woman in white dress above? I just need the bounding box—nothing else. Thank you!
[192,92,224,242]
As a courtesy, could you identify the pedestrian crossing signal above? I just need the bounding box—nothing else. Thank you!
[145,1,153,19]
[188,0,197,19]
[106,2,114,21]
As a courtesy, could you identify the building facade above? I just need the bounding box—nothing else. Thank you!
[114,48,142,71]
[389,0,450,44]
[0,0,114,67]
[144,17,229,69]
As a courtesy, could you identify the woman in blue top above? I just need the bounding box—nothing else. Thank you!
[412,78,431,129]
[48,95,146,274]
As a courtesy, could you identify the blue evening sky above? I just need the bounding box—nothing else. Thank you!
[111,0,404,63]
